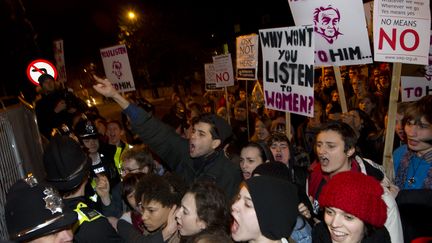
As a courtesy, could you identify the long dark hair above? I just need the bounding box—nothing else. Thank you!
[188,181,231,234]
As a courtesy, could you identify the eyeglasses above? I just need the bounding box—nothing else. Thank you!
[120,167,140,175]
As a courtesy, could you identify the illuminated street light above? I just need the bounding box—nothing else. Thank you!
[118,8,142,48]
[127,11,136,20]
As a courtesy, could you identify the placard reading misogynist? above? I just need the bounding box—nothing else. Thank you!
[259,25,315,117]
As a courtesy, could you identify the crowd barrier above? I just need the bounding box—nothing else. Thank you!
[0,97,45,240]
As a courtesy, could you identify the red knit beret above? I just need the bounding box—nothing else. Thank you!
[319,171,387,227]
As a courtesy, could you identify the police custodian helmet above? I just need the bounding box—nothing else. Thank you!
[5,175,77,242]
[74,118,98,140]
[43,135,90,192]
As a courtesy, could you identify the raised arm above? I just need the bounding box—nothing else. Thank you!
[93,75,130,109]
[93,75,189,173]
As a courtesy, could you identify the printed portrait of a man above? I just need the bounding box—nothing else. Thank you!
[313,5,342,44]
[112,61,123,79]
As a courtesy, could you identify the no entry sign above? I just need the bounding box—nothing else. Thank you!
[26,59,58,86]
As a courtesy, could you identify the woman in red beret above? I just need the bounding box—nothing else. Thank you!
[312,171,391,243]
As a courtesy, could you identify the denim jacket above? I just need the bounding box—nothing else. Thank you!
[290,216,312,243]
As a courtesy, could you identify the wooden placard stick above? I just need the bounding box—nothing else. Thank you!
[224,87,231,125]
[382,62,402,181]
[245,82,250,140]
[285,112,292,141]
[333,66,348,113]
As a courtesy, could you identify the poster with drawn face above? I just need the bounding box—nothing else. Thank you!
[288,0,373,66]
[100,44,135,92]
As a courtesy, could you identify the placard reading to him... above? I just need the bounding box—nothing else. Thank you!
[259,25,315,117]
[401,76,432,101]
[236,34,259,80]
[288,0,372,66]
[373,0,430,65]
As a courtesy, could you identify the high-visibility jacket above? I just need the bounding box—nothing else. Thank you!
[113,142,133,175]
[73,202,103,226]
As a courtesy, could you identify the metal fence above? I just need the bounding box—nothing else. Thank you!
[0,98,45,240]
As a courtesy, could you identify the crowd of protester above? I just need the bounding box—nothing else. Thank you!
[3,63,432,243]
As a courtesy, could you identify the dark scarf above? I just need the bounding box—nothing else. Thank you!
[131,211,145,234]
[395,148,432,189]
[192,150,220,176]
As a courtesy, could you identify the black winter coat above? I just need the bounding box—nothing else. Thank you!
[123,104,242,200]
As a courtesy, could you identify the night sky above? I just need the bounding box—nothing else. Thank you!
[1,0,294,100]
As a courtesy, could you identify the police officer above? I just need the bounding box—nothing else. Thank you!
[74,118,120,190]
[5,174,77,243]
[42,135,123,242]
[73,118,120,208]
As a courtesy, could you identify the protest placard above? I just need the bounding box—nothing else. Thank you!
[204,63,223,91]
[288,0,372,66]
[100,44,135,92]
[425,31,432,80]
[236,34,259,80]
[259,25,315,117]
[212,54,235,88]
[53,39,67,83]
[401,76,432,101]
[373,0,430,65]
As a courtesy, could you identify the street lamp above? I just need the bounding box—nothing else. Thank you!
[118,8,142,48]
[127,11,136,21]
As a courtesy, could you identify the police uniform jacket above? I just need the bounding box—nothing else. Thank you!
[64,196,123,243]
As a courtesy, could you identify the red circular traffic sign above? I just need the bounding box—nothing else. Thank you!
[26,59,58,86]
